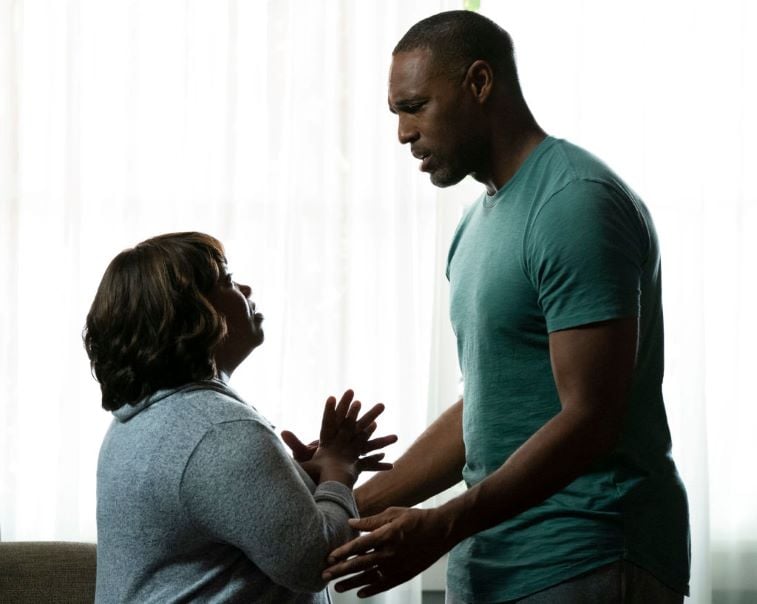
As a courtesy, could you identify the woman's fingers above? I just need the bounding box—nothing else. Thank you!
[334,389,354,418]
[345,399,361,424]
[320,392,397,460]
[363,434,398,452]
[355,403,385,431]
[357,453,393,472]
[280,430,318,462]
[319,396,338,441]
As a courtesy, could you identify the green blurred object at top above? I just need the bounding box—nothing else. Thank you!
[463,0,480,11]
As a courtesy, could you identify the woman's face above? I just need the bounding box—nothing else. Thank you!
[206,264,264,378]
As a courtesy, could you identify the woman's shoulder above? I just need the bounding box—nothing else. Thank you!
[168,380,270,426]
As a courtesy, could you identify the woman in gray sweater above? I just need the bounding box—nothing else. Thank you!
[84,232,395,603]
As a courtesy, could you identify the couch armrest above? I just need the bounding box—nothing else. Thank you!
[0,541,96,603]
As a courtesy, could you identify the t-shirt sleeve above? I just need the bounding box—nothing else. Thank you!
[179,418,358,593]
[524,179,648,333]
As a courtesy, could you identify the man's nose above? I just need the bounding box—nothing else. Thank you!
[397,116,419,145]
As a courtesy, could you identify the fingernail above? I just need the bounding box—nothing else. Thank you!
[322,572,331,580]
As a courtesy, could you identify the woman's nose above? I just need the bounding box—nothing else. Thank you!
[239,284,252,297]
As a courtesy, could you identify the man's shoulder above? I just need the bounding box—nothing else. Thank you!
[535,138,612,183]
[524,139,643,225]
[542,138,633,192]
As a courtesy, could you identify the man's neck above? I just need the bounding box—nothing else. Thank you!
[475,123,547,196]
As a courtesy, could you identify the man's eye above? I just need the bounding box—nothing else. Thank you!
[404,103,424,114]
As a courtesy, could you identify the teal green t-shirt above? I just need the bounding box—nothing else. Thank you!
[445,137,690,602]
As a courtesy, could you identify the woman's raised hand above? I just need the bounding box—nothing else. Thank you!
[292,390,397,487]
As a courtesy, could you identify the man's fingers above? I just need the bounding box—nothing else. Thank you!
[332,566,404,598]
[348,512,396,533]
[328,511,400,561]
[356,581,393,598]
[331,570,375,592]
[327,530,381,563]
[329,565,397,598]
[323,550,384,580]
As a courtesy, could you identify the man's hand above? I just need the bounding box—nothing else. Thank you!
[322,507,455,598]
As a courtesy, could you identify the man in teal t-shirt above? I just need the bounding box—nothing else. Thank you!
[443,136,689,601]
[321,10,690,603]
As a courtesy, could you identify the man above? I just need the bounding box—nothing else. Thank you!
[319,10,690,603]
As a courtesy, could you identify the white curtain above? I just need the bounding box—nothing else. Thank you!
[1,1,756,604]
[0,1,463,602]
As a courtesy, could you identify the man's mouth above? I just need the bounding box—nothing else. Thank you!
[412,150,432,171]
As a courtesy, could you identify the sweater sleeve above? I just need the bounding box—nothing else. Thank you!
[179,418,358,593]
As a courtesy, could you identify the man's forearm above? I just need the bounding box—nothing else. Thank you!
[355,398,465,516]
[432,318,637,547]
[438,403,623,545]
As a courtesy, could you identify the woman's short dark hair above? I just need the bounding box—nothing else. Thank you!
[84,232,228,411]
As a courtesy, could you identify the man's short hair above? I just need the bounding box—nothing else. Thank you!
[84,232,228,411]
[394,10,520,90]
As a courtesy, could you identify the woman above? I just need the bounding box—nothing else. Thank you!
[84,232,394,603]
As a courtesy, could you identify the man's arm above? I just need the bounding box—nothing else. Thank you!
[441,317,636,539]
[323,317,637,597]
[355,398,465,516]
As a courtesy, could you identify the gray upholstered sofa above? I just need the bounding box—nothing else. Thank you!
[0,541,96,603]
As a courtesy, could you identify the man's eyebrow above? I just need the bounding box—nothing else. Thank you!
[388,97,424,113]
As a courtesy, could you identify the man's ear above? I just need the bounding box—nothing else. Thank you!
[465,60,494,104]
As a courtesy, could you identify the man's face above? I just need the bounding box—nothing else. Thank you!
[388,49,481,187]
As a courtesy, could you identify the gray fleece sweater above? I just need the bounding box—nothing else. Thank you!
[95,380,358,603]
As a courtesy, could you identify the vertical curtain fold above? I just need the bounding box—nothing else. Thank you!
[1,2,755,603]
